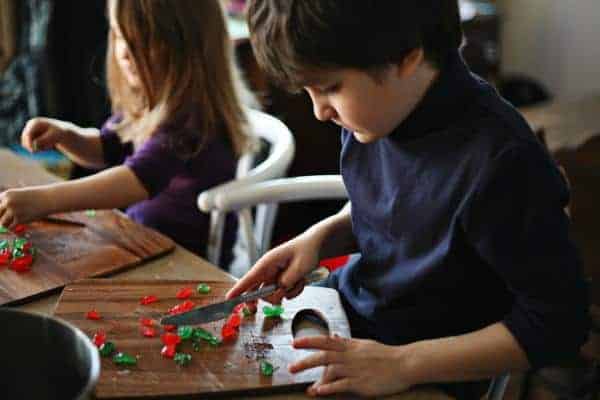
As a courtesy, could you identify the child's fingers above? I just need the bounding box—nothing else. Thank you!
[311,378,352,397]
[21,132,36,153]
[21,119,63,153]
[288,350,343,373]
[319,364,348,386]
[262,287,287,305]
[284,280,305,300]
[278,262,305,290]
[226,280,253,300]
[226,249,286,299]
[307,366,344,396]
[278,250,318,290]
[21,118,46,152]
[32,129,61,151]
[237,284,260,311]
[226,263,271,299]
[0,211,14,230]
[293,335,348,351]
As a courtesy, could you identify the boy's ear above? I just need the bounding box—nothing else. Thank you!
[395,48,425,79]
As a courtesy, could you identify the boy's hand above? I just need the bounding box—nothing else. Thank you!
[226,232,322,307]
[290,335,413,397]
[21,117,74,152]
[0,187,53,229]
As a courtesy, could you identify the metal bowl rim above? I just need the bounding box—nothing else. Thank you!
[0,308,101,399]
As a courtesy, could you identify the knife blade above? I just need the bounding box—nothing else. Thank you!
[160,267,328,326]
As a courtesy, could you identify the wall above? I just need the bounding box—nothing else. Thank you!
[500,0,600,101]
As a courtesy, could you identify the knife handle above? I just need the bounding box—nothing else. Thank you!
[236,267,328,304]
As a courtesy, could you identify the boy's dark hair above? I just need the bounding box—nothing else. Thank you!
[247,0,463,92]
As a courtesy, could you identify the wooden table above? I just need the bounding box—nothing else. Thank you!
[1,149,449,400]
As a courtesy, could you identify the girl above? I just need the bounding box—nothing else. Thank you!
[0,0,256,265]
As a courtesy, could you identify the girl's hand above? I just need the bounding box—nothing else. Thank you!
[21,117,75,152]
[290,335,414,398]
[0,187,53,229]
[226,231,323,307]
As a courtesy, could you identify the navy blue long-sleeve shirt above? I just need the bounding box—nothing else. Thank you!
[334,51,590,368]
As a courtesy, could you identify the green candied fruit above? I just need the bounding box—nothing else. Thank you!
[0,240,8,250]
[0,226,8,233]
[196,283,211,294]
[262,305,284,318]
[85,209,97,217]
[192,341,201,352]
[192,327,215,342]
[13,237,27,249]
[99,342,116,357]
[191,328,221,346]
[177,325,194,340]
[112,352,137,366]
[174,352,192,366]
[260,360,276,376]
[242,306,254,318]
[192,328,221,346]
[11,247,24,258]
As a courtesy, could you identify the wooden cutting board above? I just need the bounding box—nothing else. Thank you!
[0,210,174,306]
[53,279,351,399]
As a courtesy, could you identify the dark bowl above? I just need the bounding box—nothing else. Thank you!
[0,308,100,400]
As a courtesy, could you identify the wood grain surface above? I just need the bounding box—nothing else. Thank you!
[53,280,351,399]
[2,149,452,400]
[0,210,174,306]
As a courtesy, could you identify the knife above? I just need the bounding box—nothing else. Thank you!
[160,267,329,326]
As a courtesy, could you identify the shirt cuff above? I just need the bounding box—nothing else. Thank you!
[503,298,590,368]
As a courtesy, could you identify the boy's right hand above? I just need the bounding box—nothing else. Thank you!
[226,232,323,307]
[21,117,74,153]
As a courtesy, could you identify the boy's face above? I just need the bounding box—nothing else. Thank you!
[303,65,424,143]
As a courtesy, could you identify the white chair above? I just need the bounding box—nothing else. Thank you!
[210,175,347,270]
[197,109,295,267]
[199,172,510,399]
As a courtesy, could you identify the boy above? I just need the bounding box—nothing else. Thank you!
[227,1,590,398]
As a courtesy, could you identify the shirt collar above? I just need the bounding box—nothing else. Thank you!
[389,50,484,142]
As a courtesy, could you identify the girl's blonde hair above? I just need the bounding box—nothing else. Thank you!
[107,0,256,157]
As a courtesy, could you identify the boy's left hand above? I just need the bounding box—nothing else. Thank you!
[289,334,413,397]
[0,187,52,229]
